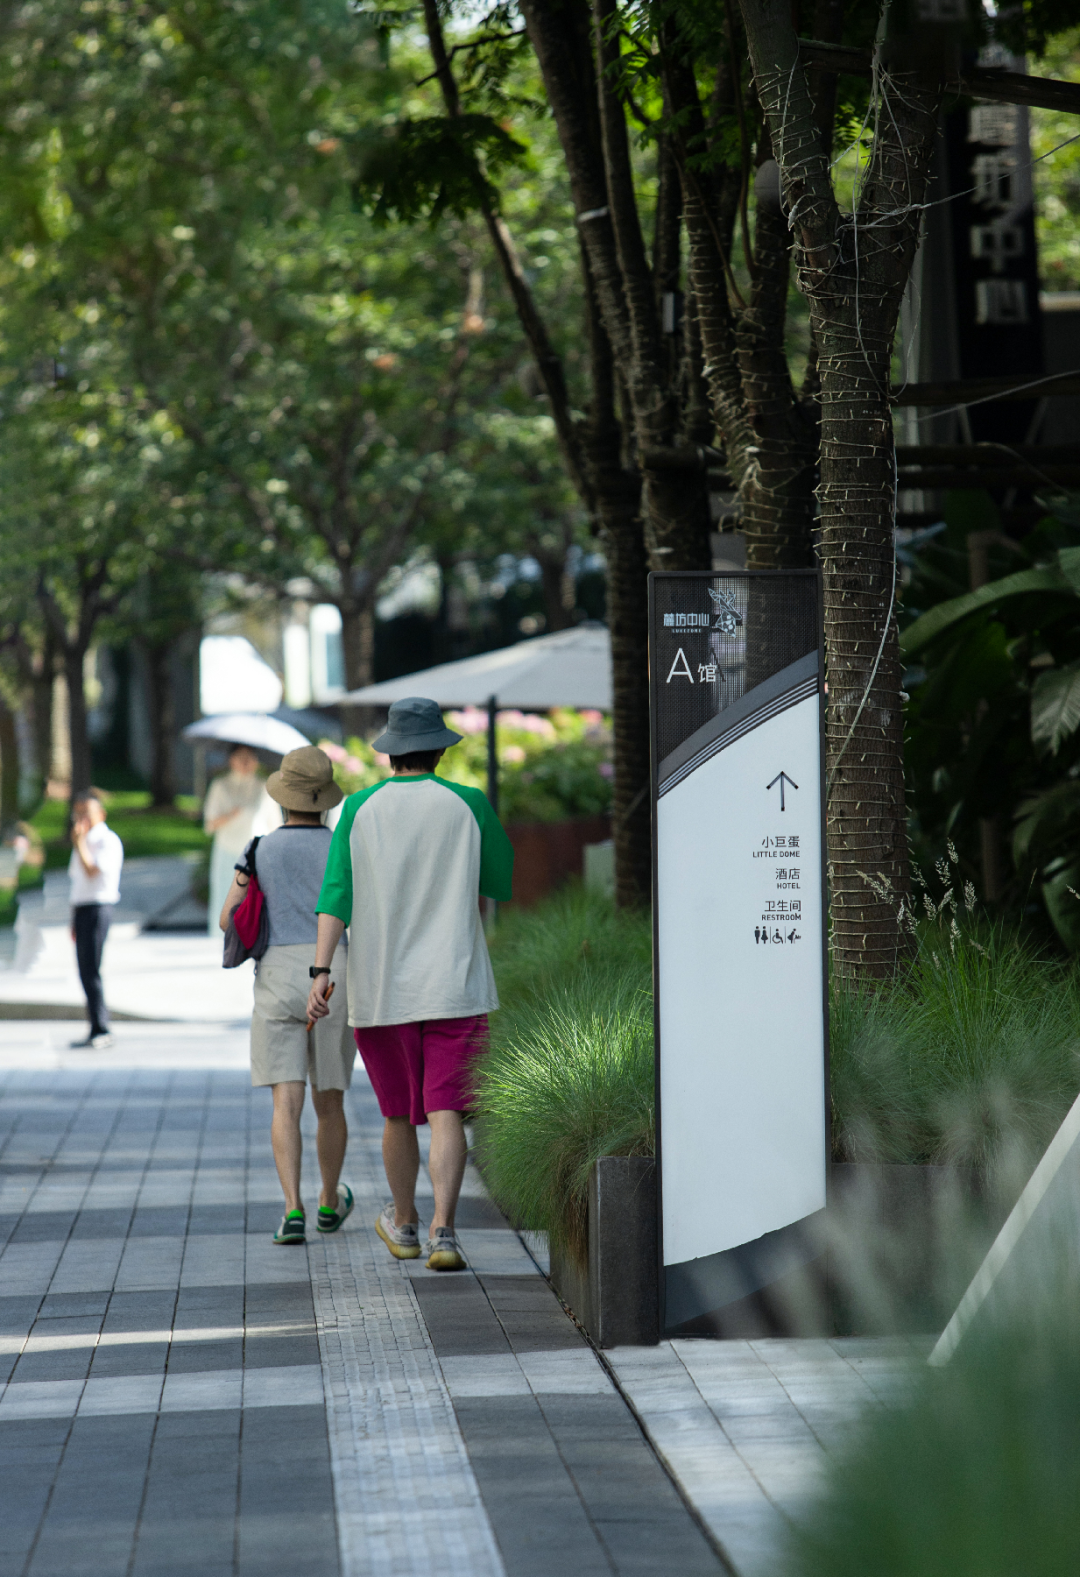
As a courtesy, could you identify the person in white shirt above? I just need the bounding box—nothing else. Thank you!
[68,794,124,1049]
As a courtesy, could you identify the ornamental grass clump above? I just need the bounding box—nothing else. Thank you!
[472,970,653,1269]
[832,851,1080,1199]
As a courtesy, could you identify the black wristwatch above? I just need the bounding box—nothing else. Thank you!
[309,966,330,979]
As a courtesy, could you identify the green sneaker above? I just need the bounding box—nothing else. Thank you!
[273,1209,306,1245]
[317,1183,355,1234]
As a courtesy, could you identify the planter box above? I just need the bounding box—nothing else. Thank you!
[549,1156,659,1347]
[826,1161,1007,1335]
[547,1159,1010,1344]
[504,815,611,908]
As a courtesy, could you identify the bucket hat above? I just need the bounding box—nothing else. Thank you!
[372,697,462,756]
[265,745,344,812]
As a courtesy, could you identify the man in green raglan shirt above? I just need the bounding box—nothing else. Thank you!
[306,696,513,1271]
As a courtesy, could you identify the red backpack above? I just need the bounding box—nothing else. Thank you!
[222,837,270,968]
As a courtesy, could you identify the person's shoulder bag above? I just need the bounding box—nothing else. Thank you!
[222,837,270,968]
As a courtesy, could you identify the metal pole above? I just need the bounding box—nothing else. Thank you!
[486,694,499,816]
[485,694,498,928]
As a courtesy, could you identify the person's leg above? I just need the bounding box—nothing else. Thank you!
[270,1081,306,1214]
[427,1109,468,1235]
[382,1117,420,1227]
[93,906,111,1032]
[73,906,107,1037]
[311,1087,347,1210]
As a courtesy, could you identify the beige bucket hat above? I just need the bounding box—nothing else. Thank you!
[265,745,344,812]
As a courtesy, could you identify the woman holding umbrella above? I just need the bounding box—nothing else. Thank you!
[203,744,273,935]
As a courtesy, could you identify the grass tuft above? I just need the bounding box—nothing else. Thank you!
[478,886,653,1265]
[831,923,1080,1197]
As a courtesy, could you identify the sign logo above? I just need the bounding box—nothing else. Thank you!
[708,587,743,635]
[661,589,744,636]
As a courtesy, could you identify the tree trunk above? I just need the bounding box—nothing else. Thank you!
[142,641,177,807]
[0,696,19,834]
[63,645,93,800]
[30,637,55,794]
[598,477,651,907]
[537,552,575,633]
[339,601,375,740]
[737,0,941,978]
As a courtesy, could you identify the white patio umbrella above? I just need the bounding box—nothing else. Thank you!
[341,623,612,711]
[181,713,311,755]
[341,623,611,814]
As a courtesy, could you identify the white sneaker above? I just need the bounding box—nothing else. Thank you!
[375,1204,421,1260]
[425,1229,466,1272]
[90,1033,114,1050]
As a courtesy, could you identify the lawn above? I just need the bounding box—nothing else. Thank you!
[30,792,210,869]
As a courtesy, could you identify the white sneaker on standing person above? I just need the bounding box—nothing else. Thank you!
[219,746,356,1246]
[68,794,123,1050]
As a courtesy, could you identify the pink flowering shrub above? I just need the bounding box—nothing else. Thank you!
[321,708,612,821]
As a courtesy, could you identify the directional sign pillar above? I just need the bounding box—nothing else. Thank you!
[650,571,828,1337]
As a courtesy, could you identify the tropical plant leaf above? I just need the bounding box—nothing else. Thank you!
[1059,543,1080,595]
[900,563,1072,658]
[351,115,528,225]
[1012,780,1080,868]
[1031,663,1080,754]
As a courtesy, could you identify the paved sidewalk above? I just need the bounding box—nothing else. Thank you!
[0,867,253,1023]
[0,1025,725,1577]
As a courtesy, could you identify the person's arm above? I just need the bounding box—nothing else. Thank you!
[206,805,243,835]
[306,796,359,1020]
[305,913,346,1021]
[477,794,514,902]
[71,819,101,878]
[218,869,248,933]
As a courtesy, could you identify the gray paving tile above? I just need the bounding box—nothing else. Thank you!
[11,1348,94,1383]
[479,1275,589,1354]
[25,1414,155,1577]
[132,1409,241,1577]
[71,1207,135,1240]
[452,1395,613,1575]
[88,1342,170,1379]
[237,1405,339,1575]
[165,1337,244,1373]
[0,1294,42,1333]
[37,1293,111,1320]
[411,1275,514,1357]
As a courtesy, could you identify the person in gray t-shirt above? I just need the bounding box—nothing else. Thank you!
[219,746,355,1246]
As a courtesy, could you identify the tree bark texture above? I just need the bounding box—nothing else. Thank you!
[0,696,19,834]
[739,0,940,977]
[338,601,375,739]
[63,646,92,799]
[142,641,177,807]
[520,0,711,571]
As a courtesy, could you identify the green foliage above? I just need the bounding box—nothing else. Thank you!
[31,793,208,869]
[784,1308,1080,1577]
[353,115,528,224]
[900,501,1080,946]
[1031,28,1080,290]
[476,887,653,1264]
[831,861,1080,1191]
[321,708,613,822]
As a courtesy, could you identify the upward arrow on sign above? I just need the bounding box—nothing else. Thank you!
[767,771,799,812]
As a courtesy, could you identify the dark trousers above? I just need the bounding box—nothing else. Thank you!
[73,904,112,1036]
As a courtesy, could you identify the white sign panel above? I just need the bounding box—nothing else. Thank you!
[650,572,827,1336]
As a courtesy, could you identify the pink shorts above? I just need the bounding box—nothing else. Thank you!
[353,1015,489,1126]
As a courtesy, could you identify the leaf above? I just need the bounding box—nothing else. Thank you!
[1012,780,1080,868]
[1058,545,1080,595]
[1031,663,1080,754]
[351,115,528,226]
[900,563,1073,658]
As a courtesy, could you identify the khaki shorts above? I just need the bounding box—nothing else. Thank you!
[250,944,354,1090]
